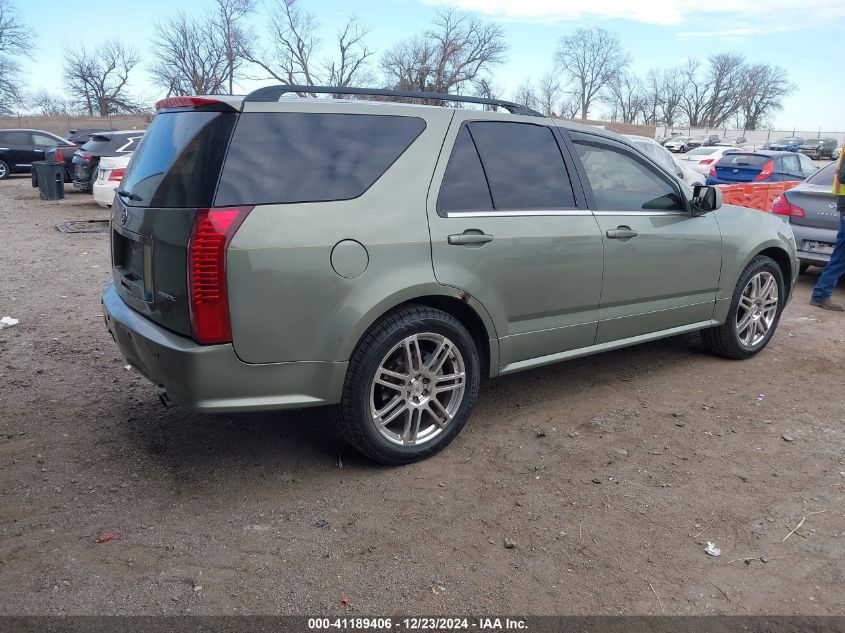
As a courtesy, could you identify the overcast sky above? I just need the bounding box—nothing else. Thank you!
[15,0,845,130]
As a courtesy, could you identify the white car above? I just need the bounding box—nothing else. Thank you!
[93,154,131,208]
[664,136,692,153]
[625,135,705,187]
[676,146,741,176]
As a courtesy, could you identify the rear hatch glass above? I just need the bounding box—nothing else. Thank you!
[715,153,770,182]
[111,110,237,336]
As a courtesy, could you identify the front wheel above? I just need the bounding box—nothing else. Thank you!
[335,306,481,464]
[701,255,785,359]
[0,160,9,180]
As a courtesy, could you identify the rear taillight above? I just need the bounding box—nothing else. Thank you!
[699,158,714,165]
[156,96,227,110]
[83,154,92,163]
[56,150,64,162]
[754,160,774,180]
[108,168,125,182]
[187,206,253,344]
[771,193,805,218]
[709,166,717,177]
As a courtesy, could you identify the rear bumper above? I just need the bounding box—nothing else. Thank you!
[92,181,115,208]
[790,223,838,266]
[102,282,347,412]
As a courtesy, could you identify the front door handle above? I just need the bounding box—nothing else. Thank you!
[606,226,638,240]
[448,231,494,246]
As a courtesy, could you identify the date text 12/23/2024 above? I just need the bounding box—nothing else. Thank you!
[307,618,527,630]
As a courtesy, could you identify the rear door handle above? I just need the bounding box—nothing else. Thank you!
[606,226,638,240]
[448,231,494,246]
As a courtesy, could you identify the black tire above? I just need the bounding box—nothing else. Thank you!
[799,262,811,274]
[334,305,480,465]
[0,160,9,180]
[700,255,785,359]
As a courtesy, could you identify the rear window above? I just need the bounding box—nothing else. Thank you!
[215,113,426,206]
[119,112,236,208]
[806,162,836,187]
[687,147,716,156]
[718,154,770,168]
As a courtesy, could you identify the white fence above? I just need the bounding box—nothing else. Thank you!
[654,125,844,151]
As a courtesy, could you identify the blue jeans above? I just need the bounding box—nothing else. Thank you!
[812,207,845,301]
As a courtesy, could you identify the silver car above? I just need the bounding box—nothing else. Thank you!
[771,162,839,271]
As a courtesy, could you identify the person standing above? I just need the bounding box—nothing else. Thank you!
[810,149,845,310]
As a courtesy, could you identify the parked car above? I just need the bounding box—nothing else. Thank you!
[72,130,144,192]
[0,129,72,180]
[771,162,841,272]
[676,146,741,176]
[798,137,838,160]
[656,133,683,146]
[767,137,805,152]
[834,145,842,160]
[664,136,692,152]
[93,154,131,208]
[686,134,721,150]
[706,150,819,185]
[625,135,704,186]
[66,128,111,146]
[102,88,797,464]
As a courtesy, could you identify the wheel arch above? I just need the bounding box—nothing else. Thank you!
[346,288,500,378]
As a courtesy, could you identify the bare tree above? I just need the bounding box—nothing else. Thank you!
[658,67,684,127]
[555,27,628,120]
[738,63,794,130]
[513,80,539,113]
[473,77,500,110]
[536,71,563,116]
[558,94,581,119]
[150,13,229,96]
[325,16,374,89]
[213,0,254,94]
[0,0,30,114]
[702,53,746,127]
[64,40,141,116]
[381,7,507,95]
[29,90,68,116]
[678,59,709,127]
[604,71,645,123]
[244,0,373,95]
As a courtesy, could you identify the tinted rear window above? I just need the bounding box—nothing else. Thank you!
[718,154,770,168]
[215,113,425,206]
[438,126,493,213]
[119,112,236,208]
[806,162,836,187]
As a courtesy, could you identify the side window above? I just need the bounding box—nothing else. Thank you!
[216,113,426,206]
[781,155,800,173]
[797,154,818,176]
[573,139,685,211]
[31,134,58,148]
[468,122,576,210]
[4,131,31,146]
[438,126,493,213]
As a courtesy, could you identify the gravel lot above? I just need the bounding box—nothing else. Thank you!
[0,176,843,615]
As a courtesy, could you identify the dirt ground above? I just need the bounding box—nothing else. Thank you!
[0,176,843,616]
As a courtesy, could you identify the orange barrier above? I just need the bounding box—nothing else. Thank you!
[716,181,801,212]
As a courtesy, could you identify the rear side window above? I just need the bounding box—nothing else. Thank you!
[120,111,236,208]
[807,162,836,187]
[215,113,425,206]
[437,126,493,213]
[468,122,576,210]
[1,131,30,145]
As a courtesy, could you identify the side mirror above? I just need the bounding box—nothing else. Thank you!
[692,185,722,213]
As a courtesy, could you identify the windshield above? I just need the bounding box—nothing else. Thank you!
[119,111,236,208]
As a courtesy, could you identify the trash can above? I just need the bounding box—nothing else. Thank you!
[32,161,65,200]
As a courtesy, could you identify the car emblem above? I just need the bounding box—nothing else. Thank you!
[830,203,838,209]
[120,208,129,225]
[732,169,739,173]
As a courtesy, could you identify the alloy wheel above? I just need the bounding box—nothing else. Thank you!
[369,333,466,446]
[735,271,778,348]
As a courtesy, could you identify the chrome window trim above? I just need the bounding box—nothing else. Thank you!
[592,210,689,217]
[444,209,593,218]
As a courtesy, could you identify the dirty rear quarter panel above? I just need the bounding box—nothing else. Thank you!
[226,102,453,364]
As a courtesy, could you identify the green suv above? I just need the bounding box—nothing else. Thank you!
[102,86,798,464]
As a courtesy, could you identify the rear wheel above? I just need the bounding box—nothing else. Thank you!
[701,255,784,359]
[335,306,480,464]
[0,160,9,180]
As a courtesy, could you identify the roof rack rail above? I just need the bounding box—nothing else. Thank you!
[243,85,543,117]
